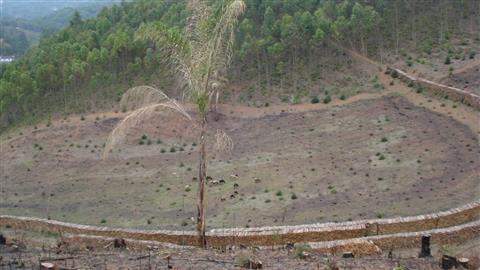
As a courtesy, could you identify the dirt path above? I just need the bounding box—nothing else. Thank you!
[218,91,389,118]
[334,44,479,134]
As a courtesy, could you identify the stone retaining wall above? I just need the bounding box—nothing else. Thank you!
[387,67,480,109]
[309,220,480,256]
[1,200,478,247]
[56,220,480,256]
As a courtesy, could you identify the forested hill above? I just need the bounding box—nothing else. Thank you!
[0,5,111,57]
[1,0,478,129]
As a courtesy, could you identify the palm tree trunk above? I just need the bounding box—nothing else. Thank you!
[196,116,207,247]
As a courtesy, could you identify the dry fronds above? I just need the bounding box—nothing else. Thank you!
[214,129,234,153]
[209,0,246,73]
[120,86,170,111]
[104,99,193,159]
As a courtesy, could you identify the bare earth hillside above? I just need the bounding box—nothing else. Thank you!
[1,88,479,230]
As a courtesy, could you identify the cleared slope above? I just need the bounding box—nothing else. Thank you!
[1,93,478,230]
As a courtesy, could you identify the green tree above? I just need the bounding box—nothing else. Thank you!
[351,2,379,55]
[69,11,83,28]
[262,6,275,36]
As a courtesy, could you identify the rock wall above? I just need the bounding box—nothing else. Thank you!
[52,220,480,256]
[1,200,478,248]
[387,67,480,109]
[309,220,480,256]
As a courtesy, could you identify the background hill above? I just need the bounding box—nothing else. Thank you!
[2,0,117,20]
[0,1,117,57]
[0,0,478,130]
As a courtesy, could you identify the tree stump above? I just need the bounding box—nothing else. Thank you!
[245,259,263,269]
[40,262,58,270]
[441,255,458,270]
[113,238,127,249]
[0,234,6,245]
[457,257,469,268]
[418,234,431,258]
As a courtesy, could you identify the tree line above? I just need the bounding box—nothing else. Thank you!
[1,0,478,128]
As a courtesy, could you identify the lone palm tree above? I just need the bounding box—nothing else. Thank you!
[104,0,245,247]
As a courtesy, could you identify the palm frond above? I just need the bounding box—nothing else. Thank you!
[209,0,246,74]
[214,129,234,152]
[120,85,170,111]
[104,100,192,159]
[134,1,245,111]
[135,22,198,97]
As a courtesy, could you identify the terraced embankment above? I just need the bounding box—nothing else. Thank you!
[1,200,478,250]
[387,67,480,109]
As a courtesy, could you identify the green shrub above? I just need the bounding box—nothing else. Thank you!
[444,56,451,65]
[290,94,301,104]
[323,95,331,104]
[391,70,399,78]
[291,193,298,200]
[276,190,283,196]
[415,85,424,93]
[381,137,388,142]
[310,96,320,104]
[469,51,476,59]
[340,94,346,100]
[374,82,384,89]
[170,147,176,153]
